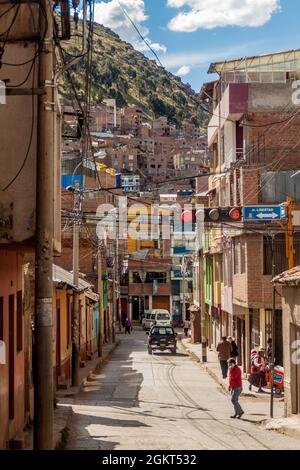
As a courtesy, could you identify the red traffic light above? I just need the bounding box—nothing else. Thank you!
[229,208,242,221]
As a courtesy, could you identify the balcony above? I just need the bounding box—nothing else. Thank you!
[208,84,248,147]
[128,282,172,296]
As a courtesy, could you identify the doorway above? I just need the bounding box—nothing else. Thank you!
[290,324,300,414]
[56,299,61,387]
[132,297,140,320]
[274,310,283,366]
[9,294,15,420]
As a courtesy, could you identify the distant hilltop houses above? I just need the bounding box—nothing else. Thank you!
[62,98,209,195]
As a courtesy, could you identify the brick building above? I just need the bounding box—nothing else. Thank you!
[199,49,300,373]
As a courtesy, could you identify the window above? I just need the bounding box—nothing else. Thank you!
[0,297,3,341]
[263,234,288,275]
[157,313,170,320]
[145,272,167,284]
[234,238,245,275]
[234,238,240,275]
[145,296,149,310]
[240,239,245,274]
[132,272,142,283]
[17,291,23,352]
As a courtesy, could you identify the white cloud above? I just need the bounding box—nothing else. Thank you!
[94,0,167,53]
[163,41,260,68]
[176,65,191,76]
[167,0,280,32]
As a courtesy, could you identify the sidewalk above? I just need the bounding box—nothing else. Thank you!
[180,336,285,423]
[265,416,300,440]
[23,339,120,450]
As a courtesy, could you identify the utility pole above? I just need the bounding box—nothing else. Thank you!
[270,233,276,418]
[97,243,103,358]
[286,196,294,270]
[199,249,207,362]
[182,256,188,335]
[112,240,116,343]
[34,0,54,450]
[72,186,81,386]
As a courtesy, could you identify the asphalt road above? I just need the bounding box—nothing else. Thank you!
[65,328,300,450]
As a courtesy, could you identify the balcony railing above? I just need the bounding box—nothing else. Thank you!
[128,283,171,296]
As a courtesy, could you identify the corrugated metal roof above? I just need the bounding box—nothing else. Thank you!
[53,264,92,291]
[208,48,300,74]
[273,266,300,286]
[53,265,99,301]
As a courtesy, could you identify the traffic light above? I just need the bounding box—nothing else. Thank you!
[181,207,243,226]
[204,207,242,223]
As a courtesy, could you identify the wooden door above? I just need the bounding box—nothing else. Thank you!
[9,294,15,420]
[56,299,61,385]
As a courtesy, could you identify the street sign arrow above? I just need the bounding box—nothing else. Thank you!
[243,206,284,222]
[256,212,279,219]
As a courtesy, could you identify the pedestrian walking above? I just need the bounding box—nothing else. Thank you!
[248,348,267,392]
[228,358,244,419]
[228,336,239,362]
[266,338,272,364]
[124,318,132,335]
[216,336,232,379]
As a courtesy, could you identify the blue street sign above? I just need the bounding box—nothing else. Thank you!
[243,206,283,221]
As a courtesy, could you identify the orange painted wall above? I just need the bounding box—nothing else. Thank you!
[0,251,25,449]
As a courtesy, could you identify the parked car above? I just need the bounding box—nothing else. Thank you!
[150,309,171,328]
[147,325,177,354]
[143,313,156,330]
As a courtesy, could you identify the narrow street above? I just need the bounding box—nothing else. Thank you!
[64,329,300,450]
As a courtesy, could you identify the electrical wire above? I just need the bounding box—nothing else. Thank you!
[117,0,163,68]
[1,68,36,192]
[0,0,48,68]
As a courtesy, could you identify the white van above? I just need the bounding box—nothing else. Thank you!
[150,309,171,328]
[143,313,155,330]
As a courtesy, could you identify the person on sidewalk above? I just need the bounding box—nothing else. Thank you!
[124,318,132,335]
[266,338,272,364]
[216,336,232,379]
[228,358,244,419]
[248,348,267,392]
[228,336,239,362]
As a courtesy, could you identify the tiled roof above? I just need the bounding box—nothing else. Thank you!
[273,266,300,286]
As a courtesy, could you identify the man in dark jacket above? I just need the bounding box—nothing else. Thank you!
[228,358,244,419]
[216,336,231,379]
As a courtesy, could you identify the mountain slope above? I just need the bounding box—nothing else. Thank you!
[60,22,207,129]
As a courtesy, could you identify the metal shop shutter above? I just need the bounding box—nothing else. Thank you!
[152,296,170,310]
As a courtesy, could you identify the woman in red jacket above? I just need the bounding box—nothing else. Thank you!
[228,358,244,419]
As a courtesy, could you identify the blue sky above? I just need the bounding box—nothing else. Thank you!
[93,1,300,92]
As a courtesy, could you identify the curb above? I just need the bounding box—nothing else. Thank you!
[54,340,120,449]
[179,338,256,398]
[84,340,120,387]
[264,419,300,440]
